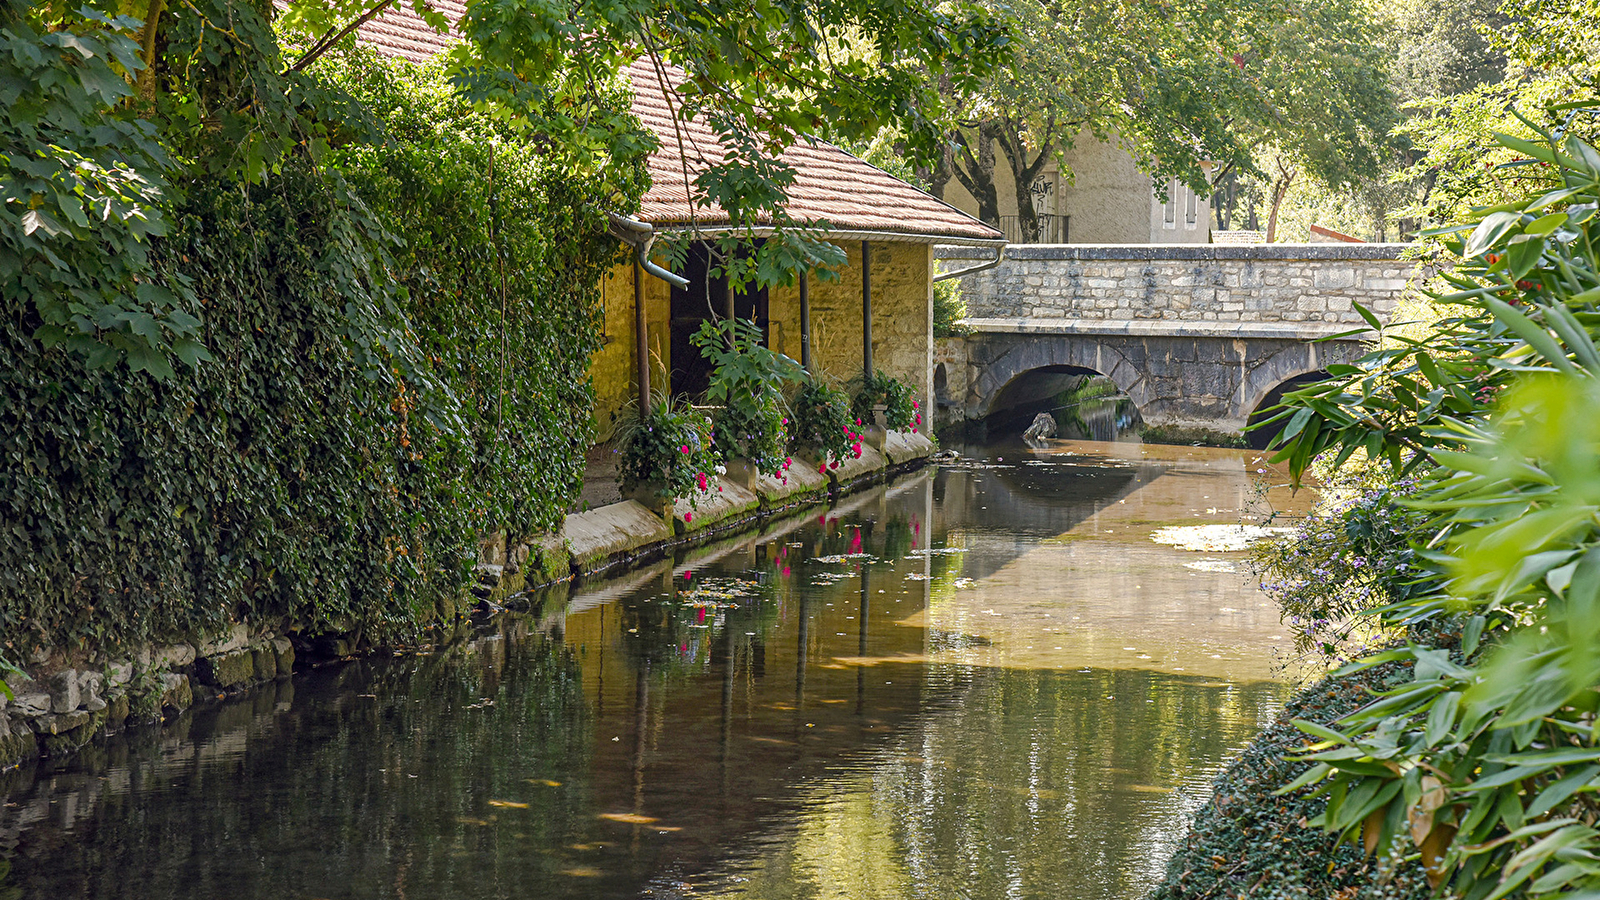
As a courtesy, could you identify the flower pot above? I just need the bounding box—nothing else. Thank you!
[622,480,673,518]
[723,458,761,490]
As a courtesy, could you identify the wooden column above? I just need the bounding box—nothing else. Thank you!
[861,240,873,380]
[633,259,650,410]
[798,271,812,372]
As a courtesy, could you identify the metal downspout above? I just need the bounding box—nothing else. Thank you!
[607,213,689,411]
[932,244,1006,282]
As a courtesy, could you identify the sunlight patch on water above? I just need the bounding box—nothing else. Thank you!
[1148,524,1291,552]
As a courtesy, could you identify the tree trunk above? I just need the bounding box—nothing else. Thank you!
[1264,167,1296,243]
[950,122,1002,225]
[995,125,1053,243]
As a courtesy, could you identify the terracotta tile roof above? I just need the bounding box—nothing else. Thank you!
[354,6,1002,243]
[355,0,464,62]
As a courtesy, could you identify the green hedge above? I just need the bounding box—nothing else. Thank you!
[0,53,640,656]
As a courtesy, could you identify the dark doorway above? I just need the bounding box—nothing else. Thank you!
[669,241,770,400]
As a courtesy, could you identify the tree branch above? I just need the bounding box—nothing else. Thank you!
[285,0,396,75]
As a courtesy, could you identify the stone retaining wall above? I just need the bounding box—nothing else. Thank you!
[942,244,1421,327]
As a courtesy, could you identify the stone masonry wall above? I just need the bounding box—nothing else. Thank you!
[770,241,934,420]
[946,244,1420,328]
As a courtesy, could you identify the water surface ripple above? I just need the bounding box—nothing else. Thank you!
[0,439,1311,900]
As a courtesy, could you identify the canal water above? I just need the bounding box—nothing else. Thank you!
[0,439,1313,900]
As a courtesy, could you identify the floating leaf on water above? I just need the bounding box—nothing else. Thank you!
[527,779,563,787]
[488,800,530,809]
[598,812,657,824]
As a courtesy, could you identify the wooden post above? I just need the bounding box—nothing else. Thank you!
[861,241,873,381]
[633,259,650,410]
[799,271,812,372]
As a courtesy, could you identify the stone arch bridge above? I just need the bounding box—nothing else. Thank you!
[935,244,1421,436]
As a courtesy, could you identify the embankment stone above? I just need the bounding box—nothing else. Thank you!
[196,650,255,688]
[882,431,936,465]
[751,462,828,507]
[563,501,674,573]
[671,481,759,534]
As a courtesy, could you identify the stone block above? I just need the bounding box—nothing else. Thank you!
[671,480,760,534]
[49,671,80,714]
[252,645,277,681]
[104,661,134,690]
[563,501,674,573]
[35,709,91,735]
[1365,278,1408,291]
[12,691,50,718]
[199,623,251,657]
[196,649,255,689]
[160,673,193,713]
[272,637,296,676]
[822,443,887,488]
[1312,268,1356,289]
[152,643,196,669]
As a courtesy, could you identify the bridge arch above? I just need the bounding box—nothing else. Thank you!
[1243,368,1331,449]
[971,339,1147,420]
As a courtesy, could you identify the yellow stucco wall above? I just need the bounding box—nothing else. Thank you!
[589,240,934,445]
[591,261,672,442]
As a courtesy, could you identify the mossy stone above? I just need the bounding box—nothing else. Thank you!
[196,649,254,688]
[251,646,276,681]
[0,731,36,770]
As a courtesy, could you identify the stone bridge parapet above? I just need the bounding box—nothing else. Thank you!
[933,243,1427,436]
[943,243,1420,328]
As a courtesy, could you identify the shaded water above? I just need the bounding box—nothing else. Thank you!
[0,440,1312,900]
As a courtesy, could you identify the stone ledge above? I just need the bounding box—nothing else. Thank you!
[562,501,675,573]
[961,317,1376,342]
[882,430,936,465]
[751,461,829,507]
[936,242,1417,262]
[671,481,760,534]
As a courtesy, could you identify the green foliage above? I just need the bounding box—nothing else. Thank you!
[789,379,858,464]
[933,279,968,337]
[616,396,720,504]
[1393,0,1599,228]
[0,44,636,653]
[323,48,640,538]
[850,369,918,432]
[1254,482,1435,658]
[3,166,451,650]
[691,318,805,476]
[0,5,200,375]
[1153,662,1431,900]
[1267,108,1600,900]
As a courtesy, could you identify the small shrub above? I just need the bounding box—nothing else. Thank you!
[691,318,805,475]
[1253,481,1434,659]
[850,369,919,432]
[789,379,864,467]
[933,279,969,337]
[616,398,720,504]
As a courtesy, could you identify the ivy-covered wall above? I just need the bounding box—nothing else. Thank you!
[0,51,640,658]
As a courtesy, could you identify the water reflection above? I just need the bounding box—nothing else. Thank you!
[0,441,1307,900]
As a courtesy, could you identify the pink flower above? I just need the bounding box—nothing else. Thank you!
[680,445,690,454]
[684,570,693,581]
[782,566,791,577]
[854,418,861,426]
[912,400,919,409]
[684,512,693,523]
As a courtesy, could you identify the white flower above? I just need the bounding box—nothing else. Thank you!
[714,465,726,475]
